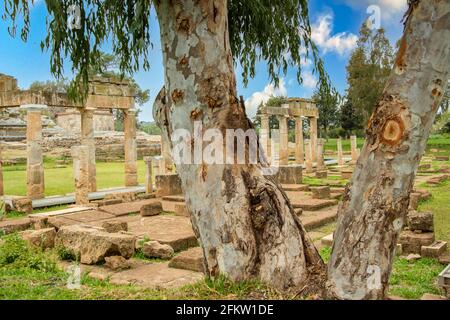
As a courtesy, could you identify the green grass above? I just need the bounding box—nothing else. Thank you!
[0,234,278,300]
[417,180,450,243]
[389,257,445,299]
[3,160,149,196]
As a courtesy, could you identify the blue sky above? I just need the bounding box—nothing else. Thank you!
[0,0,407,122]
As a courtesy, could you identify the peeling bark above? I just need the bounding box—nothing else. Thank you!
[328,0,450,299]
[153,0,325,292]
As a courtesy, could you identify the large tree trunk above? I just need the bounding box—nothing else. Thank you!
[153,0,325,293]
[328,0,450,299]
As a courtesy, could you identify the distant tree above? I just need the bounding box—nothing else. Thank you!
[347,23,394,125]
[312,82,340,137]
[253,96,288,130]
[340,97,362,137]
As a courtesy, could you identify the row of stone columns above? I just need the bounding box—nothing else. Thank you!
[260,115,318,166]
[336,135,359,165]
[19,104,138,201]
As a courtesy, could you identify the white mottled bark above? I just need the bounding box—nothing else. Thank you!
[328,0,450,299]
[153,0,324,292]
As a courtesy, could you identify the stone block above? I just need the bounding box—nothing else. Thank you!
[101,220,128,233]
[408,193,421,210]
[104,256,131,271]
[439,252,450,265]
[169,247,204,273]
[275,165,303,184]
[418,163,432,171]
[407,211,433,232]
[321,233,333,247]
[315,170,327,179]
[12,198,33,214]
[156,174,182,197]
[399,230,435,254]
[140,202,163,217]
[310,186,330,199]
[142,241,174,259]
[0,218,32,235]
[21,227,56,249]
[174,203,189,217]
[55,224,135,264]
[104,192,137,203]
[341,169,353,179]
[421,241,447,258]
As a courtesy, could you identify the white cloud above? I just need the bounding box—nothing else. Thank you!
[302,71,317,89]
[244,79,287,118]
[311,14,358,56]
[342,0,407,22]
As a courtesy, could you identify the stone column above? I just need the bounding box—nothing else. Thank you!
[71,145,89,205]
[260,114,271,160]
[310,117,318,161]
[278,115,289,165]
[22,104,46,199]
[0,144,3,197]
[295,117,304,164]
[81,107,97,192]
[143,156,153,194]
[317,138,326,171]
[124,109,138,186]
[337,138,344,166]
[350,135,358,163]
[161,137,173,173]
[304,139,313,173]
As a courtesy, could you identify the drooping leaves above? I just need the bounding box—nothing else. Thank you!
[3,0,329,99]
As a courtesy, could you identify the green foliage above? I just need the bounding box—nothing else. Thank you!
[3,1,329,98]
[0,234,58,273]
[312,82,341,136]
[433,110,450,134]
[138,121,161,135]
[346,23,394,125]
[389,257,445,299]
[340,98,363,137]
[56,246,78,261]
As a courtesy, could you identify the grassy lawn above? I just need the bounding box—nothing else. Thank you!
[417,180,450,243]
[3,160,149,197]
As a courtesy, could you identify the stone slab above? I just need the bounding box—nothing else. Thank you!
[109,262,203,289]
[439,252,450,265]
[321,233,333,246]
[29,206,94,218]
[47,216,80,230]
[169,247,204,273]
[0,218,32,235]
[299,208,338,231]
[291,199,338,211]
[99,199,160,216]
[162,194,185,202]
[281,184,309,192]
[88,214,198,252]
[64,210,116,223]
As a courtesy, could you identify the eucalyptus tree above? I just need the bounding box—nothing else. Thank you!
[4,0,449,299]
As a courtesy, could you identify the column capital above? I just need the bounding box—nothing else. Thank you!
[143,156,152,163]
[125,108,138,115]
[20,104,48,111]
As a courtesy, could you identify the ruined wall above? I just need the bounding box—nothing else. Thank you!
[56,109,115,134]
